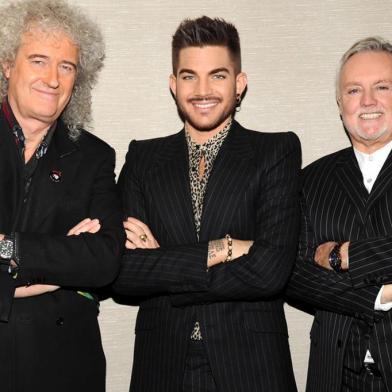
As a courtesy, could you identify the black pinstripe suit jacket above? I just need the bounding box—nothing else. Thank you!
[113,121,301,392]
[287,146,392,392]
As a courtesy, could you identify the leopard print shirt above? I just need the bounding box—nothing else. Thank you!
[185,119,232,239]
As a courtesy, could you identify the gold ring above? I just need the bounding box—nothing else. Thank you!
[139,234,148,242]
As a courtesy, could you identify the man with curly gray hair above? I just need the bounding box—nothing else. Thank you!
[0,1,124,391]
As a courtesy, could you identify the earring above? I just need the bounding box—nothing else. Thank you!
[235,94,241,112]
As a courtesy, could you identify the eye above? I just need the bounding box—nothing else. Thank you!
[59,63,76,74]
[181,74,195,81]
[31,59,46,66]
[213,74,226,80]
[376,84,391,91]
[347,87,360,95]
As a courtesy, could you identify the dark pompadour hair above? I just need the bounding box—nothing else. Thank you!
[172,16,241,74]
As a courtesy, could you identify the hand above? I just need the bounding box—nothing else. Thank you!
[123,217,160,249]
[314,241,349,270]
[15,218,101,298]
[232,239,254,260]
[67,218,101,236]
[15,284,59,298]
[207,237,253,267]
[381,284,392,304]
[0,234,4,240]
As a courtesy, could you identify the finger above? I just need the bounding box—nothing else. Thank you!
[125,230,148,249]
[124,222,152,246]
[87,223,101,234]
[125,239,136,249]
[67,218,92,235]
[75,220,99,235]
[153,239,160,248]
[126,218,159,246]
[125,229,159,249]
[125,219,148,237]
[123,220,142,233]
[71,219,100,236]
[127,217,155,238]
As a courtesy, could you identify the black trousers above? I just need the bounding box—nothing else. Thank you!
[183,340,217,392]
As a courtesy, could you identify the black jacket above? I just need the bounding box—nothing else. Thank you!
[114,121,301,392]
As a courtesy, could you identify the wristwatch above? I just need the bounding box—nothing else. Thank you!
[0,237,14,260]
[329,242,343,272]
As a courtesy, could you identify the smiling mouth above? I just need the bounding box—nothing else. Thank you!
[359,112,383,120]
[194,101,218,109]
[189,97,221,110]
[34,88,59,97]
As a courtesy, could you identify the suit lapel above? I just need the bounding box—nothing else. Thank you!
[0,115,23,232]
[199,121,254,241]
[148,131,197,243]
[26,122,80,229]
[334,148,368,224]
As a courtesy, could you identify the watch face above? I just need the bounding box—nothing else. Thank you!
[0,239,13,259]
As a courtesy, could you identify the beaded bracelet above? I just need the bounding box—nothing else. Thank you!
[224,234,233,263]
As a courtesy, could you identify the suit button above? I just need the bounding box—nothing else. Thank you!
[337,339,342,348]
[364,278,370,284]
[56,317,64,326]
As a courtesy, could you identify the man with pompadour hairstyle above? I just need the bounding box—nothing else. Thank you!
[114,15,300,392]
[0,1,124,391]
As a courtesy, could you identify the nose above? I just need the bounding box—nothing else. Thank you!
[195,77,212,97]
[43,64,60,89]
[360,89,377,107]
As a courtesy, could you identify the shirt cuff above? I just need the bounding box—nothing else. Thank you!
[375,286,392,311]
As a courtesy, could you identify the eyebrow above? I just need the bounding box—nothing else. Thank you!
[343,79,392,87]
[178,67,231,75]
[28,54,77,70]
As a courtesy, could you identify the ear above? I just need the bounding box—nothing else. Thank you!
[2,62,11,79]
[169,74,177,97]
[236,72,247,97]
[336,96,343,115]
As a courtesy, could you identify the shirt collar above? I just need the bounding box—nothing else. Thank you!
[354,140,392,173]
[185,119,232,153]
[2,97,56,160]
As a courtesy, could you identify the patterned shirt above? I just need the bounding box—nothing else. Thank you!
[186,119,232,238]
[186,119,232,340]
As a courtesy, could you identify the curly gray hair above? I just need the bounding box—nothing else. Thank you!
[0,0,105,139]
[336,36,392,101]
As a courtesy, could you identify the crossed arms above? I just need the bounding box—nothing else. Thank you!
[113,132,301,303]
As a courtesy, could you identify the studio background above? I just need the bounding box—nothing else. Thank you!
[7,0,392,390]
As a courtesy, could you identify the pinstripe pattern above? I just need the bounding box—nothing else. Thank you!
[113,121,301,392]
[341,366,386,391]
[182,341,217,392]
[287,146,392,392]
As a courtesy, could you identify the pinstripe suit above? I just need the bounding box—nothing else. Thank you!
[287,146,392,392]
[113,121,301,392]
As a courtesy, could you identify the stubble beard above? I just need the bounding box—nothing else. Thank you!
[349,123,388,142]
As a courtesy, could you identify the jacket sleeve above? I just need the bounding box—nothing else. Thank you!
[286,194,383,325]
[112,140,210,297]
[14,147,125,288]
[170,132,302,305]
[348,237,392,289]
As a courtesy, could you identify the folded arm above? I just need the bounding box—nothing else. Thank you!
[286,196,384,324]
[13,218,102,298]
[114,134,301,303]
